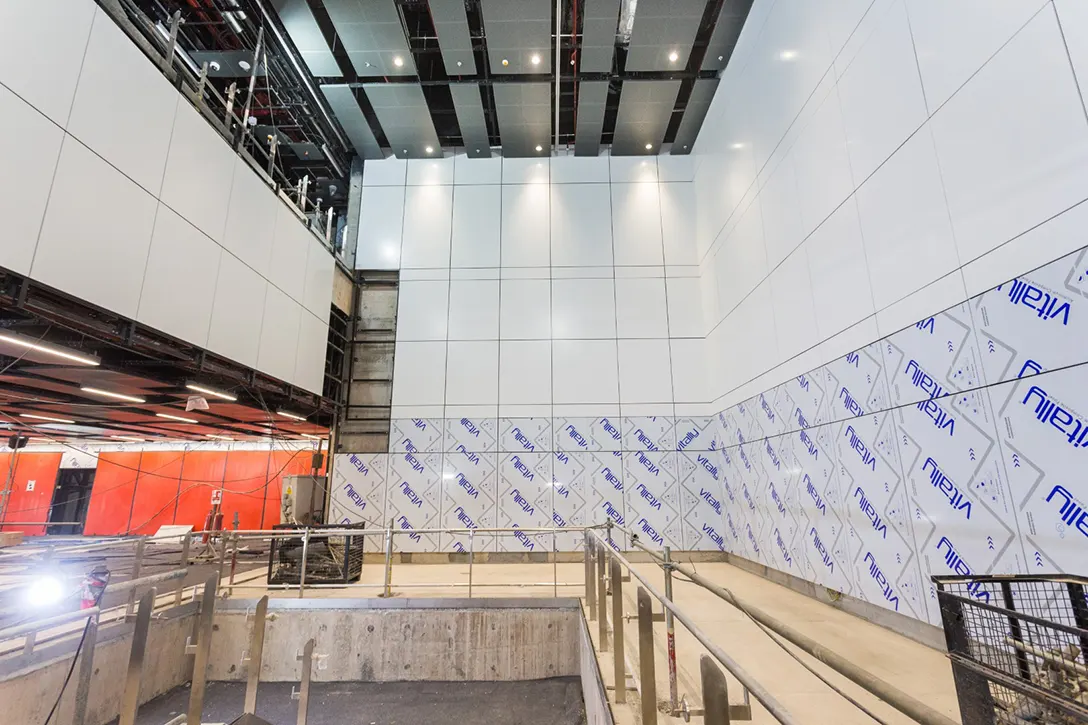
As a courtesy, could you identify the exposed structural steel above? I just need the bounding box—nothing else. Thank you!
[634,542,961,725]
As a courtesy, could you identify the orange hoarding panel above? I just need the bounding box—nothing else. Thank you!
[0,452,62,535]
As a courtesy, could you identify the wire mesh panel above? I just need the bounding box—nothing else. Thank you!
[267,524,366,585]
[934,575,1088,725]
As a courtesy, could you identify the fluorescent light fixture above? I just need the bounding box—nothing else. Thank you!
[301,433,323,440]
[535,145,543,152]
[0,332,99,366]
[531,54,541,65]
[206,434,233,440]
[21,413,75,424]
[156,413,197,423]
[645,143,652,150]
[393,56,404,67]
[277,410,306,421]
[81,387,145,404]
[111,435,146,442]
[185,383,237,402]
[668,50,679,62]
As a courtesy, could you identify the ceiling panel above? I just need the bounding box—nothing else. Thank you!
[493,82,552,157]
[671,78,718,154]
[450,83,492,158]
[625,0,705,71]
[480,0,553,74]
[611,80,681,155]
[270,0,341,77]
[321,84,384,159]
[702,0,754,72]
[323,0,416,76]
[430,0,477,76]
[574,80,609,156]
[579,0,622,73]
[363,83,443,159]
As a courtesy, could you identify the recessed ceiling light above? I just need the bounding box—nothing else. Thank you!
[730,142,744,150]
[238,60,251,71]
[156,412,198,423]
[457,60,463,67]
[111,435,146,442]
[393,56,404,67]
[779,50,797,61]
[535,144,543,152]
[531,54,541,65]
[718,55,724,61]
[0,332,100,366]
[645,143,653,150]
[21,413,75,425]
[185,383,237,402]
[502,58,509,66]
[206,434,233,441]
[365,61,372,68]
[683,145,688,149]
[668,50,679,63]
[81,386,146,404]
[277,410,307,421]
[425,146,434,154]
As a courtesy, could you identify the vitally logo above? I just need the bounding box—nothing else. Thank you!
[998,279,1071,325]
[637,483,662,510]
[454,505,478,529]
[636,451,660,475]
[769,482,786,515]
[853,486,887,538]
[775,528,793,567]
[936,536,990,603]
[397,515,421,542]
[696,454,719,480]
[1022,385,1088,448]
[922,457,972,520]
[809,527,834,573]
[460,418,480,438]
[635,428,660,452]
[765,440,781,470]
[840,387,864,417]
[400,481,423,508]
[456,445,480,465]
[510,488,535,515]
[700,488,722,515]
[702,523,725,551]
[638,518,664,545]
[1046,485,1088,540]
[343,483,367,511]
[602,500,625,525]
[511,456,535,481]
[602,467,623,492]
[863,551,899,611]
[845,425,877,471]
[511,427,536,452]
[806,475,826,515]
[348,454,370,475]
[601,418,622,442]
[760,394,775,423]
[456,473,479,499]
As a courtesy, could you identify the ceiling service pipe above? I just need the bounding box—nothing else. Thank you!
[630,539,959,725]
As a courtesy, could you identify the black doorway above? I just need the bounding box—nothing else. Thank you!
[47,469,95,535]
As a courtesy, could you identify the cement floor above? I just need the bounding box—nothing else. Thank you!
[121,679,585,725]
[228,559,962,725]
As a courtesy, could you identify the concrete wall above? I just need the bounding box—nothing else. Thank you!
[208,599,582,682]
[0,608,196,725]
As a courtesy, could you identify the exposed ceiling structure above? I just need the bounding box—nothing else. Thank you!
[125,0,753,164]
[0,270,333,444]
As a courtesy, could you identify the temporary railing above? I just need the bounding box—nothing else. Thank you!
[585,529,799,725]
[622,529,961,725]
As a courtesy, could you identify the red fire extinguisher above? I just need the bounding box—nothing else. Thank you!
[201,489,225,544]
[80,565,109,609]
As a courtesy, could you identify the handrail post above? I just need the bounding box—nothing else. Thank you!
[243,595,269,714]
[118,588,156,725]
[701,655,731,725]
[663,545,679,713]
[597,543,608,651]
[611,555,626,703]
[127,538,146,617]
[468,529,475,599]
[585,529,597,620]
[552,528,558,597]
[174,534,190,606]
[72,612,99,725]
[381,518,394,597]
[637,587,658,725]
[298,528,310,599]
[187,576,218,725]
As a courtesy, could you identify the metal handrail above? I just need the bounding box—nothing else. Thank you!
[588,530,800,725]
[626,534,960,725]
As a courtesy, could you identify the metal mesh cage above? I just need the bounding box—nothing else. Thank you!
[267,523,366,585]
[934,574,1088,725]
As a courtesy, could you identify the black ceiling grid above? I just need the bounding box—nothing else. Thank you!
[0,270,335,442]
[127,0,754,161]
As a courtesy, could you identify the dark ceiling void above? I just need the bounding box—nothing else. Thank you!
[0,269,335,444]
[125,0,752,163]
